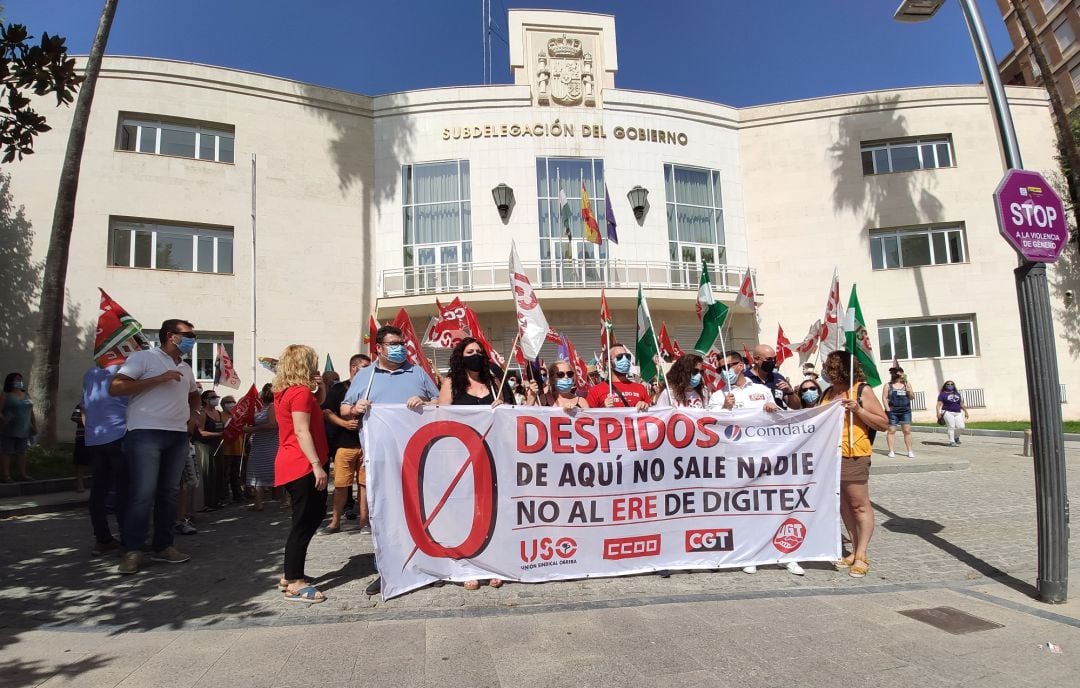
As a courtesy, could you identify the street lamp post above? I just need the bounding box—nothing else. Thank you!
[895,0,1068,603]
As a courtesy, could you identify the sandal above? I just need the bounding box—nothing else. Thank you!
[849,558,871,578]
[835,553,855,570]
[463,580,481,591]
[278,576,314,590]
[283,585,326,603]
[489,578,504,589]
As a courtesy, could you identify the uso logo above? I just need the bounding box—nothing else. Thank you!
[723,425,742,441]
[685,528,734,553]
[603,534,661,560]
[520,536,578,563]
[772,517,807,554]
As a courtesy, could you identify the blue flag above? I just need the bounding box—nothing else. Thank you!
[605,185,618,244]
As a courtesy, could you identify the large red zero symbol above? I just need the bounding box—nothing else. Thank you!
[401,420,497,559]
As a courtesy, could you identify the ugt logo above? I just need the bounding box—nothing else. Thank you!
[723,424,742,441]
[772,517,807,554]
[520,536,578,563]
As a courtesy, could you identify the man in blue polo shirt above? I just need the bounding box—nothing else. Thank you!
[341,324,438,595]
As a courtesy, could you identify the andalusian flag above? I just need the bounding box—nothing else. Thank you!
[693,261,729,354]
[324,354,335,373]
[844,285,882,387]
[635,285,658,383]
[581,180,601,245]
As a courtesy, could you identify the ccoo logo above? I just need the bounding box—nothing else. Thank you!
[772,517,807,554]
[723,425,742,441]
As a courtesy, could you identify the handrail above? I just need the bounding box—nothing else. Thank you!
[378,260,757,298]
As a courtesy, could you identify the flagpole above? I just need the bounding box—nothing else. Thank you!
[250,153,257,387]
[497,332,521,402]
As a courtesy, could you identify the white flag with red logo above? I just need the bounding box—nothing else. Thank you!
[215,343,241,389]
[818,269,845,357]
[795,320,822,365]
[510,242,550,361]
[735,268,757,315]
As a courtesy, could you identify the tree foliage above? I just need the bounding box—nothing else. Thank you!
[0,22,82,163]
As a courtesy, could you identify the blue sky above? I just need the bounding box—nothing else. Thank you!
[5,1,1016,107]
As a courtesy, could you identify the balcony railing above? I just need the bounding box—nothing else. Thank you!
[379,260,757,298]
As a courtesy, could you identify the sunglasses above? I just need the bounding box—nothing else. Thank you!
[554,370,575,379]
[172,331,196,339]
[614,353,631,361]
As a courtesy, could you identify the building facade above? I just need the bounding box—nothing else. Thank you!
[4,10,1077,421]
[997,0,1080,111]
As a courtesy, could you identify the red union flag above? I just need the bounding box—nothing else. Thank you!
[392,308,437,385]
[509,242,549,360]
[94,288,149,367]
[657,323,677,359]
[463,306,505,369]
[223,384,262,443]
[424,297,470,349]
[365,315,379,359]
[775,324,793,367]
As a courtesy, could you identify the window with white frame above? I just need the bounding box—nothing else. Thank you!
[117,115,235,163]
[664,163,726,288]
[401,160,471,293]
[870,224,967,270]
[109,218,234,274]
[861,137,953,175]
[877,316,977,361]
[1053,15,1076,54]
[536,157,607,285]
[1040,0,1058,13]
[152,334,234,384]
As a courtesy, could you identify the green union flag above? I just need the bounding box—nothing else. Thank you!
[693,261,729,354]
[635,285,658,383]
[843,285,881,387]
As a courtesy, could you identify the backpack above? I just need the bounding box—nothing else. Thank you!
[856,383,877,445]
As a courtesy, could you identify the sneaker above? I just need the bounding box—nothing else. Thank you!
[92,539,121,557]
[117,551,142,575]
[151,546,190,564]
[887,451,896,458]
[950,441,959,447]
[785,561,805,576]
[742,565,758,574]
[955,438,961,445]
[907,451,916,458]
[174,519,197,535]
[358,526,372,535]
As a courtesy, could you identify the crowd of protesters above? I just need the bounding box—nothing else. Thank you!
[3,315,983,603]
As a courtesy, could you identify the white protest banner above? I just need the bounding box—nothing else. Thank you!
[363,403,843,599]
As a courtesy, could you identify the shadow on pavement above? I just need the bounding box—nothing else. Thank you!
[872,501,1038,598]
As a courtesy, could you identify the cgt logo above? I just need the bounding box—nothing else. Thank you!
[685,528,734,553]
[723,425,742,441]
[772,517,807,554]
[520,536,578,563]
[603,534,661,560]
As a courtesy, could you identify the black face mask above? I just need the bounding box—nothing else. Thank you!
[462,354,487,372]
[760,359,776,374]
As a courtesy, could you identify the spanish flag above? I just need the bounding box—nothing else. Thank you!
[581,180,602,245]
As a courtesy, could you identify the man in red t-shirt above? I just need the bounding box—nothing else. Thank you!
[585,344,651,411]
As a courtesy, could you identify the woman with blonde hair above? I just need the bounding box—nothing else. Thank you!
[820,351,888,579]
[273,345,330,603]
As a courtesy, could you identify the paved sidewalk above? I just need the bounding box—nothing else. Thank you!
[1,432,1077,686]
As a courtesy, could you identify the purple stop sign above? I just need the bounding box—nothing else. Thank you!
[993,169,1068,263]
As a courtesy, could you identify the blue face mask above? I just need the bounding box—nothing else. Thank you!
[801,389,820,405]
[176,336,196,355]
[12,381,24,390]
[689,373,703,388]
[613,356,631,375]
[556,377,575,393]
[385,344,407,364]
[944,384,955,392]
[721,369,737,386]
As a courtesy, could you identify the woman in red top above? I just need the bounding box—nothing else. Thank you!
[273,344,330,603]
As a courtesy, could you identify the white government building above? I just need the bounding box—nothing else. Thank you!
[6,9,1078,421]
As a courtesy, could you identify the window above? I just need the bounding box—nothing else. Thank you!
[110,218,234,274]
[536,157,607,286]
[877,316,976,361]
[401,160,471,293]
[1053,16,1076,54]
[1071,60,1080,92]
[153,334,233,384]
[664,163,726,288]
[1040,0,1058,12]
[861,137,954,175]
[870,225,966,269]
[117,115,235,163]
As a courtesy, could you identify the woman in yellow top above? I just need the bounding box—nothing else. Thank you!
[821,351,888,578]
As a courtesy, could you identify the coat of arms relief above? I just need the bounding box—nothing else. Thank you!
[536,34,596,106]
